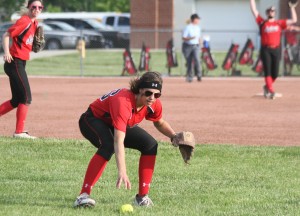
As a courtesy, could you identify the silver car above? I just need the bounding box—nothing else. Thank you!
[0,22,81,51]
[44,21,105,48]
[39,23,80,50]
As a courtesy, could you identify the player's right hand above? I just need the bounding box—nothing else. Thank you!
[116,172,131,190]
[3,53,13,63]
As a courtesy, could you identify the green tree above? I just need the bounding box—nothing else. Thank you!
[0,0,130,22]
[44,0,130,12]
[0,0,23,21]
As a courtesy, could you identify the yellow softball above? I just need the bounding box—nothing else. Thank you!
[120,204,134,213]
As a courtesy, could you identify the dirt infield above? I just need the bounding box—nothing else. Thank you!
[1,76,300,146]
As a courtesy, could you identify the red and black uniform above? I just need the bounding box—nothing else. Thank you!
[0,15,38,133]
[78,88,162,196]
[256,15,287,93]
[285,30,298,46]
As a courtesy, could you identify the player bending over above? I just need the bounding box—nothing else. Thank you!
[73,72,195,208]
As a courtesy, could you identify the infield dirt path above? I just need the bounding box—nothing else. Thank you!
[1,76,299,146]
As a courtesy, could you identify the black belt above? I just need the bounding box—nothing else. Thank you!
[262,45,280,49]
[185,44,199,46]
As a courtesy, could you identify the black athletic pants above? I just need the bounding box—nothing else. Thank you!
[79,108,158,161]
[260,46,281,79]
[4,58,32,107]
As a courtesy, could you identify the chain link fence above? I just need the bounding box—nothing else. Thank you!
[1,23,300,77]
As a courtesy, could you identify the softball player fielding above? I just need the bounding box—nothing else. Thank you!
[73,72,179,208]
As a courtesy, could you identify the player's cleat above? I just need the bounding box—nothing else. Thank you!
[133,194,154,207]
[73,193,95,208]
[270,92,276,100]
[13,132,36,139]
[263,85,270,98]
[186,77,193,83]
[197,76,202,82]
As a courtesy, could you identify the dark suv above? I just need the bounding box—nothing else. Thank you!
[44,18,129,48]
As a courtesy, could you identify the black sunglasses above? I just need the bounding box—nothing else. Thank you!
[31,5,44,10]
[144,90,161,98]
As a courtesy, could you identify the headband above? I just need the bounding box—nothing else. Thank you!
[27,0,42,8]
[139,81,162,91]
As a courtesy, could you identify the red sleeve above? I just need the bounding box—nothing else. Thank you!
[109,95,132,132]
[277,20,287,30]
[146,99,162,122]
[8,16,32,37]
[256,15,264,25]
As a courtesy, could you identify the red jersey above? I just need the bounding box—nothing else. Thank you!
[8,15,38,60]
[90,88,162,132]
[256,15,287,47]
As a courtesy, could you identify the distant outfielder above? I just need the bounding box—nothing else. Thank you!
[250,0,298,99]
[0,0,44,139]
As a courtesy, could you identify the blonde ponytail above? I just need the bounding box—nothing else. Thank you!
[18,0,29,16]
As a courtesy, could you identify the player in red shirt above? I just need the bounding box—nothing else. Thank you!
[73,72,179,208]
[0,0,43,138]
[284,25,300,75]
[250,0,297,99]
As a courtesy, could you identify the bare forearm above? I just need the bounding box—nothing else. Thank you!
[114,144,126,172]
[290,6,297,23]
[114,130,126,175]
[182,36,195,42]
[250,0,258,18]
[154,119,176,139]
[113,128,131,189]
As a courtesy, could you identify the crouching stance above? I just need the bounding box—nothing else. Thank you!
[74,71,178,207]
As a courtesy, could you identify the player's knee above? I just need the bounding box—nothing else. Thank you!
[17,97,32,105]
[10,99,19,108]
[141,140,158,155]
[97,149,114,161]
[25,97,32,105]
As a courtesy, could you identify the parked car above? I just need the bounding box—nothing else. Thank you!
[43,20,105,48]
[44,18,129,48]
[39,23,81,50]
[0,22,81,51]
[101,13,130,33]
[101,13,130,43]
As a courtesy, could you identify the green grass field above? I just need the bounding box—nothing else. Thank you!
[0,137,299,216]
[1,49,299,77]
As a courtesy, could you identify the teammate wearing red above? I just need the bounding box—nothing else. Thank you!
[74,72,178,207]
[284,25,300,75]
[0,0,43,138]
[250,0,297,99]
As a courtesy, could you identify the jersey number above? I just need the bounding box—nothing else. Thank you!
[100,89,121,101]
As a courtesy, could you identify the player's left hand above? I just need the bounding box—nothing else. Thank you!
[289,0,298,8]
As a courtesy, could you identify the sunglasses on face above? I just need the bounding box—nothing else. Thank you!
[144,90,161,98]
[31,5,43,10]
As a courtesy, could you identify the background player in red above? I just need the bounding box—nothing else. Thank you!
[250,0,297,99]
[73,71,178,208]
[0,0,43,138]
[284,25,300,75]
